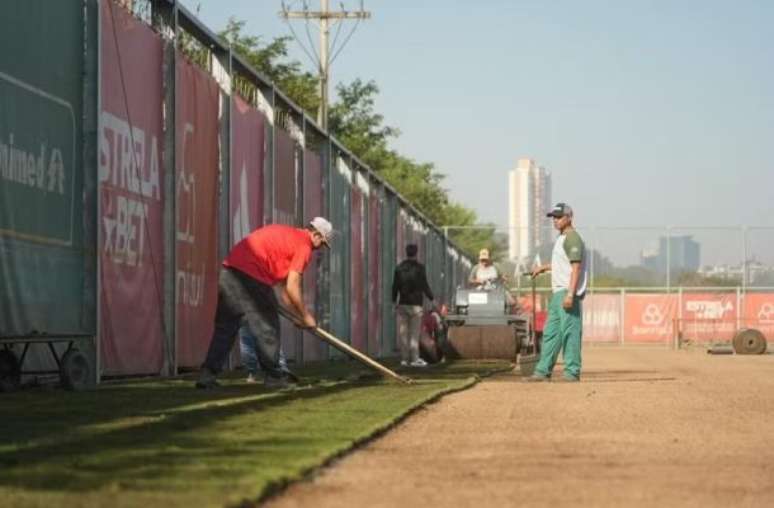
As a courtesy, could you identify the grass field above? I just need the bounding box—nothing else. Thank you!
[0,359,510,508]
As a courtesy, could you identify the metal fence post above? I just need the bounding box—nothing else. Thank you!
[676,286,683,350]
[88,0,101,384]
[620,288,625,345]
[153,0,179,376]
[742,226,748,294]
[666,226,671,292]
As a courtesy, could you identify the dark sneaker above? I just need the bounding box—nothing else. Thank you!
[195,368,220,389]
[282,369,300,384]
[523,374,551,383]
[264,375,295,390]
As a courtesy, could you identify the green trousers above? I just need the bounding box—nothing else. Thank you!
[535,289,583,380]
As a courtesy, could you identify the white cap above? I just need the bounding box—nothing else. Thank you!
[309,217,333,247]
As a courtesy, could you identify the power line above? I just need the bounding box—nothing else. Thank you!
[280,0,370,130]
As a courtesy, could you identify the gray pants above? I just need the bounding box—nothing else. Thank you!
[201,267,285,379]
[397,305,423,363]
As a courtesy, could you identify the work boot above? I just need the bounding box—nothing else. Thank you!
[264,374,296,390]
[195,367,220,389]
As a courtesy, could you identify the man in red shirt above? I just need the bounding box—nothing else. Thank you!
[196,217,333,389]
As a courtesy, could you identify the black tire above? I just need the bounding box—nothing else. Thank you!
[60,349,93,391]
[0,349,21,392]
[732,328,768,355]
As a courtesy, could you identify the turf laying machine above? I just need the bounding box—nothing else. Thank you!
[443,281,540,374]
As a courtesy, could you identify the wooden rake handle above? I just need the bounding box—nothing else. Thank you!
[277,307,412,385]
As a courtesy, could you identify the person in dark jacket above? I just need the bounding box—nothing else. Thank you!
[392,243,436,367]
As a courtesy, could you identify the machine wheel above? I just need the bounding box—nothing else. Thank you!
[732,329,767,355]
[0,349,22,392]
[60,349,93,391]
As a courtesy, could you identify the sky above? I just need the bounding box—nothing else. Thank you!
[178,0,773,266]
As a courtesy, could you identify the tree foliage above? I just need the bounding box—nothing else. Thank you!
[220,19,498,258]
[219,18,319,113]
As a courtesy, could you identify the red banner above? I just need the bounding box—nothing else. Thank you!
[274,130,299,358]
[274,129,297,225]
[230,95,265,245]
[350,182,367,352]
[175,56,220,368]
[582,293,621,343]
[99,1,164,375]
[742,292,774,341]
[302,149,324,360]
[624,294,678,343]
[680,292,738,343]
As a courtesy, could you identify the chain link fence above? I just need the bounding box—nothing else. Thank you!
[498,226,774,347]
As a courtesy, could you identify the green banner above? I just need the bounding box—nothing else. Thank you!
[0,72,76,245]
[0,0,90,336]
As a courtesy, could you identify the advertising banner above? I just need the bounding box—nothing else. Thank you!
[582,293,621,343]
[99,2,164,374]
[302,149,324,360]
[274,129,297,225]
[230,95,264,245]
[624,294,678,343]
[273,129,298,357]
[1,0,89,336]
[350,184,366,352]
[368,190,382,356]
[175,56,220,368]
[328,156,351,342]
[741,292,774,341]
[680,292,738,343]
[380,193,398,355]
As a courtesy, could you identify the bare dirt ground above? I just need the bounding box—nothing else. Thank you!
[265,347,774,508]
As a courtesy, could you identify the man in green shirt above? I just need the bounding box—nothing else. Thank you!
[527,202,588,382]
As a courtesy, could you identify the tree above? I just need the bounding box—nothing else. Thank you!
[219,18,319,114]
[328,79,398,167]
[219,19,500,259]
[328,80,500,258]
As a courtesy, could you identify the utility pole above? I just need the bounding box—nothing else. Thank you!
[280,1,370,130]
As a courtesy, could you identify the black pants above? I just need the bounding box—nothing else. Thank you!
[202,267,284,379]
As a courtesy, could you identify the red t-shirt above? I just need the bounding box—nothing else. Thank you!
[223,224,313,286]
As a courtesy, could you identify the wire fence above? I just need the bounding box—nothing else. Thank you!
[511,285,774,348]
[499,225,774,291]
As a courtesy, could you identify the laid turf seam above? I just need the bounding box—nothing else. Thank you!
[246,371,499,507]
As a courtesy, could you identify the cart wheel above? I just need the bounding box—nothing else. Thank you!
[60,349,93,391]
[732,329,767,355]
[0,349,22,392]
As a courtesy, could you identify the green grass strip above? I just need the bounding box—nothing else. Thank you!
[0,359,510,508]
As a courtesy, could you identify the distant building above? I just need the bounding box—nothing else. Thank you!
[640,235,700,273]
[697,263,743,280]
[640,247,660,272]
[508,158,552,263]
[698,259,774,284]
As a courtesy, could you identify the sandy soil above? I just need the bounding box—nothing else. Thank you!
[265,348,774,508]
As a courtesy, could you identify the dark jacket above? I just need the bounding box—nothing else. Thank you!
[392,259,434,306]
